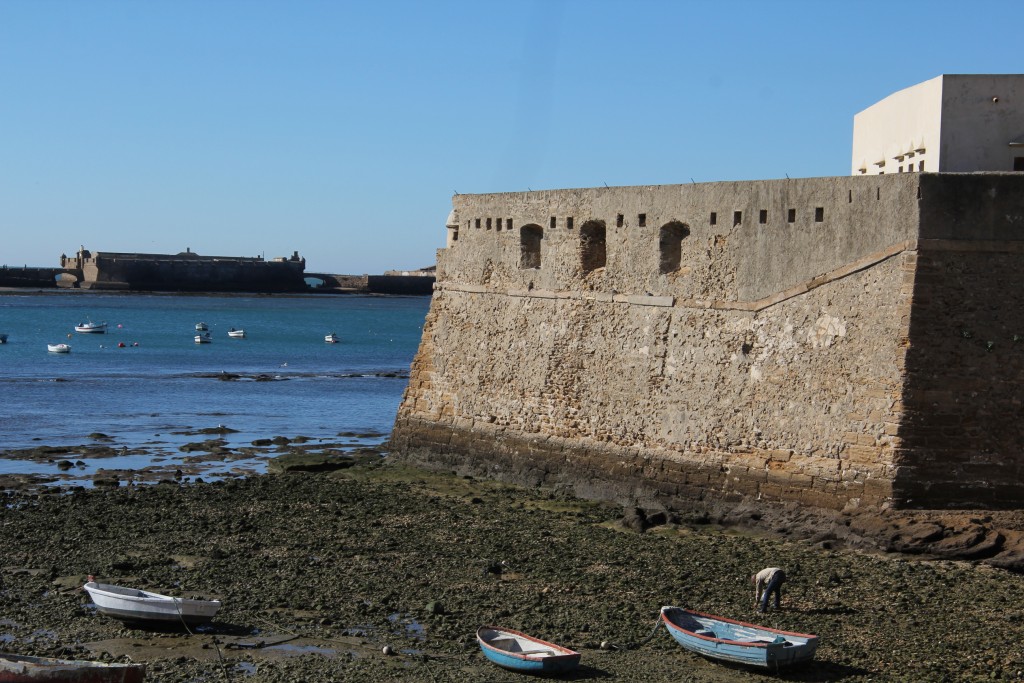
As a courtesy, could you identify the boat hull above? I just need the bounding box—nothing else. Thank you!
[0,653,145,683]
[47,344,71,354]
[476,626,580,674]
[74,323,107,334]
[84,582,220,626]
[661,606,818,669]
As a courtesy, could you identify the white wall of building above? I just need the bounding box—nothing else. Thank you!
[852,74,1024,176]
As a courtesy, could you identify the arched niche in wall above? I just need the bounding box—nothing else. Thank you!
[580,220,607,272]
[659,221,690,274]
[520,224,543,269]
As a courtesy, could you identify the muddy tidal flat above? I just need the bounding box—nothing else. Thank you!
[2,464,1023,682]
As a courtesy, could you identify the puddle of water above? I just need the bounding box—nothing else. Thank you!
[235,662,258,676]
[387,613,426,641]
[264,643,337,658]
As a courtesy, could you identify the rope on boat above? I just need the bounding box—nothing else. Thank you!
[619,611,664,651]
[174,596,231,682]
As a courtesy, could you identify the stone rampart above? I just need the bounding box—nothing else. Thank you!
[392,174,1024,512]
[66,249,307,293]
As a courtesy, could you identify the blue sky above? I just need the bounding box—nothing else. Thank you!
[0,0,1019,273]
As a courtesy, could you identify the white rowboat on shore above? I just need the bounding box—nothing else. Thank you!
[84,580,221,626]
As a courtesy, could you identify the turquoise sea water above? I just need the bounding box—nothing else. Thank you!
[0,292,430,483]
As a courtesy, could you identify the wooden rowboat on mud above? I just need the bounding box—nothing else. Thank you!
[476,625,581,674]
[0,652,145,682]
[83,580,221,626]
[660,605,819,669]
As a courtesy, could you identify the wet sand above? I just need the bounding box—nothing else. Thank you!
[2,462,1023,682]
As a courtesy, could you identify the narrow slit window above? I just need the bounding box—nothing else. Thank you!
[814,207,824,222]
[759,209,767,225]
[567,217,574,230]
[638,213,647,227]
[733,211,742,225]
[506,218,513,230]
[475,218,481,229]
[710,212,717,225]
[486,218,492,230]
[550,216,556,229]
[616,214,624,227]
[787,208,796,223]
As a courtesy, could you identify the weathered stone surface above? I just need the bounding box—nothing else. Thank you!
[394,173,1024,514]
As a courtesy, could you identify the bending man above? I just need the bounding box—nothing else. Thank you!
[751,567,786,613]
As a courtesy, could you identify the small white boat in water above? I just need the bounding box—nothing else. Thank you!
[194,333,212,344]
[227,328,246,338]
[74,321,107,334]
[0,333,7,344]
[325,332,339,343]
[47,343,71,354]
[195,322,208,332]
[84,579,221,626]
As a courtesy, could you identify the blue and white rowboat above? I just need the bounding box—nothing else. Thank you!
[476,626,581,674]
[661,606,819,669]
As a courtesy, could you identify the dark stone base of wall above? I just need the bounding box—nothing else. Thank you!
[390,416,870,513]
[391,416,1024,572]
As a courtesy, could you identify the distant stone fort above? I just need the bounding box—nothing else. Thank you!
[0,248,435,295]
[59,247,308,292]
[392,75,1024,512]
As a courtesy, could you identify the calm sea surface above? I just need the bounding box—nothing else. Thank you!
[0,292,430,483]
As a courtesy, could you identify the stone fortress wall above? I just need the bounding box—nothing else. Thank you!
[392,173,1024,512]
[59,248,307,292]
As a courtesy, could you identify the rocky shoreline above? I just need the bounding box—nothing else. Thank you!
[2,459,1023,682]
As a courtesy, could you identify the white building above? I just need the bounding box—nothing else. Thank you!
[852,74,1024,175]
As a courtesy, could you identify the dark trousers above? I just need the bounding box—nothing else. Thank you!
[759,571,785,612]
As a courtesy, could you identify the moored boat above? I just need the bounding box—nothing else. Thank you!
[325,332,339,343]
[476,626,581,674]
[74,321,107,334]
[227,328,246,338]
[47,343,71,354]
[660,606,819,669]
[194,333,212,344]
[0,651,145,682]
[0,333,7,344]
[84,580,221,626]
[195,322,208,331]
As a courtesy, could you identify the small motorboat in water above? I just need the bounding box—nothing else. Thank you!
[74,321,107,334]
[476,625,581,674]
[47,343,71,354]
[227,328,246,338]
[84,580,221,626]
[195,322,208,332]
[0,651,145,682]
[325,332,339,343]
[0,333,7,344]
[194,333,212,344]
[660,606,819,669]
